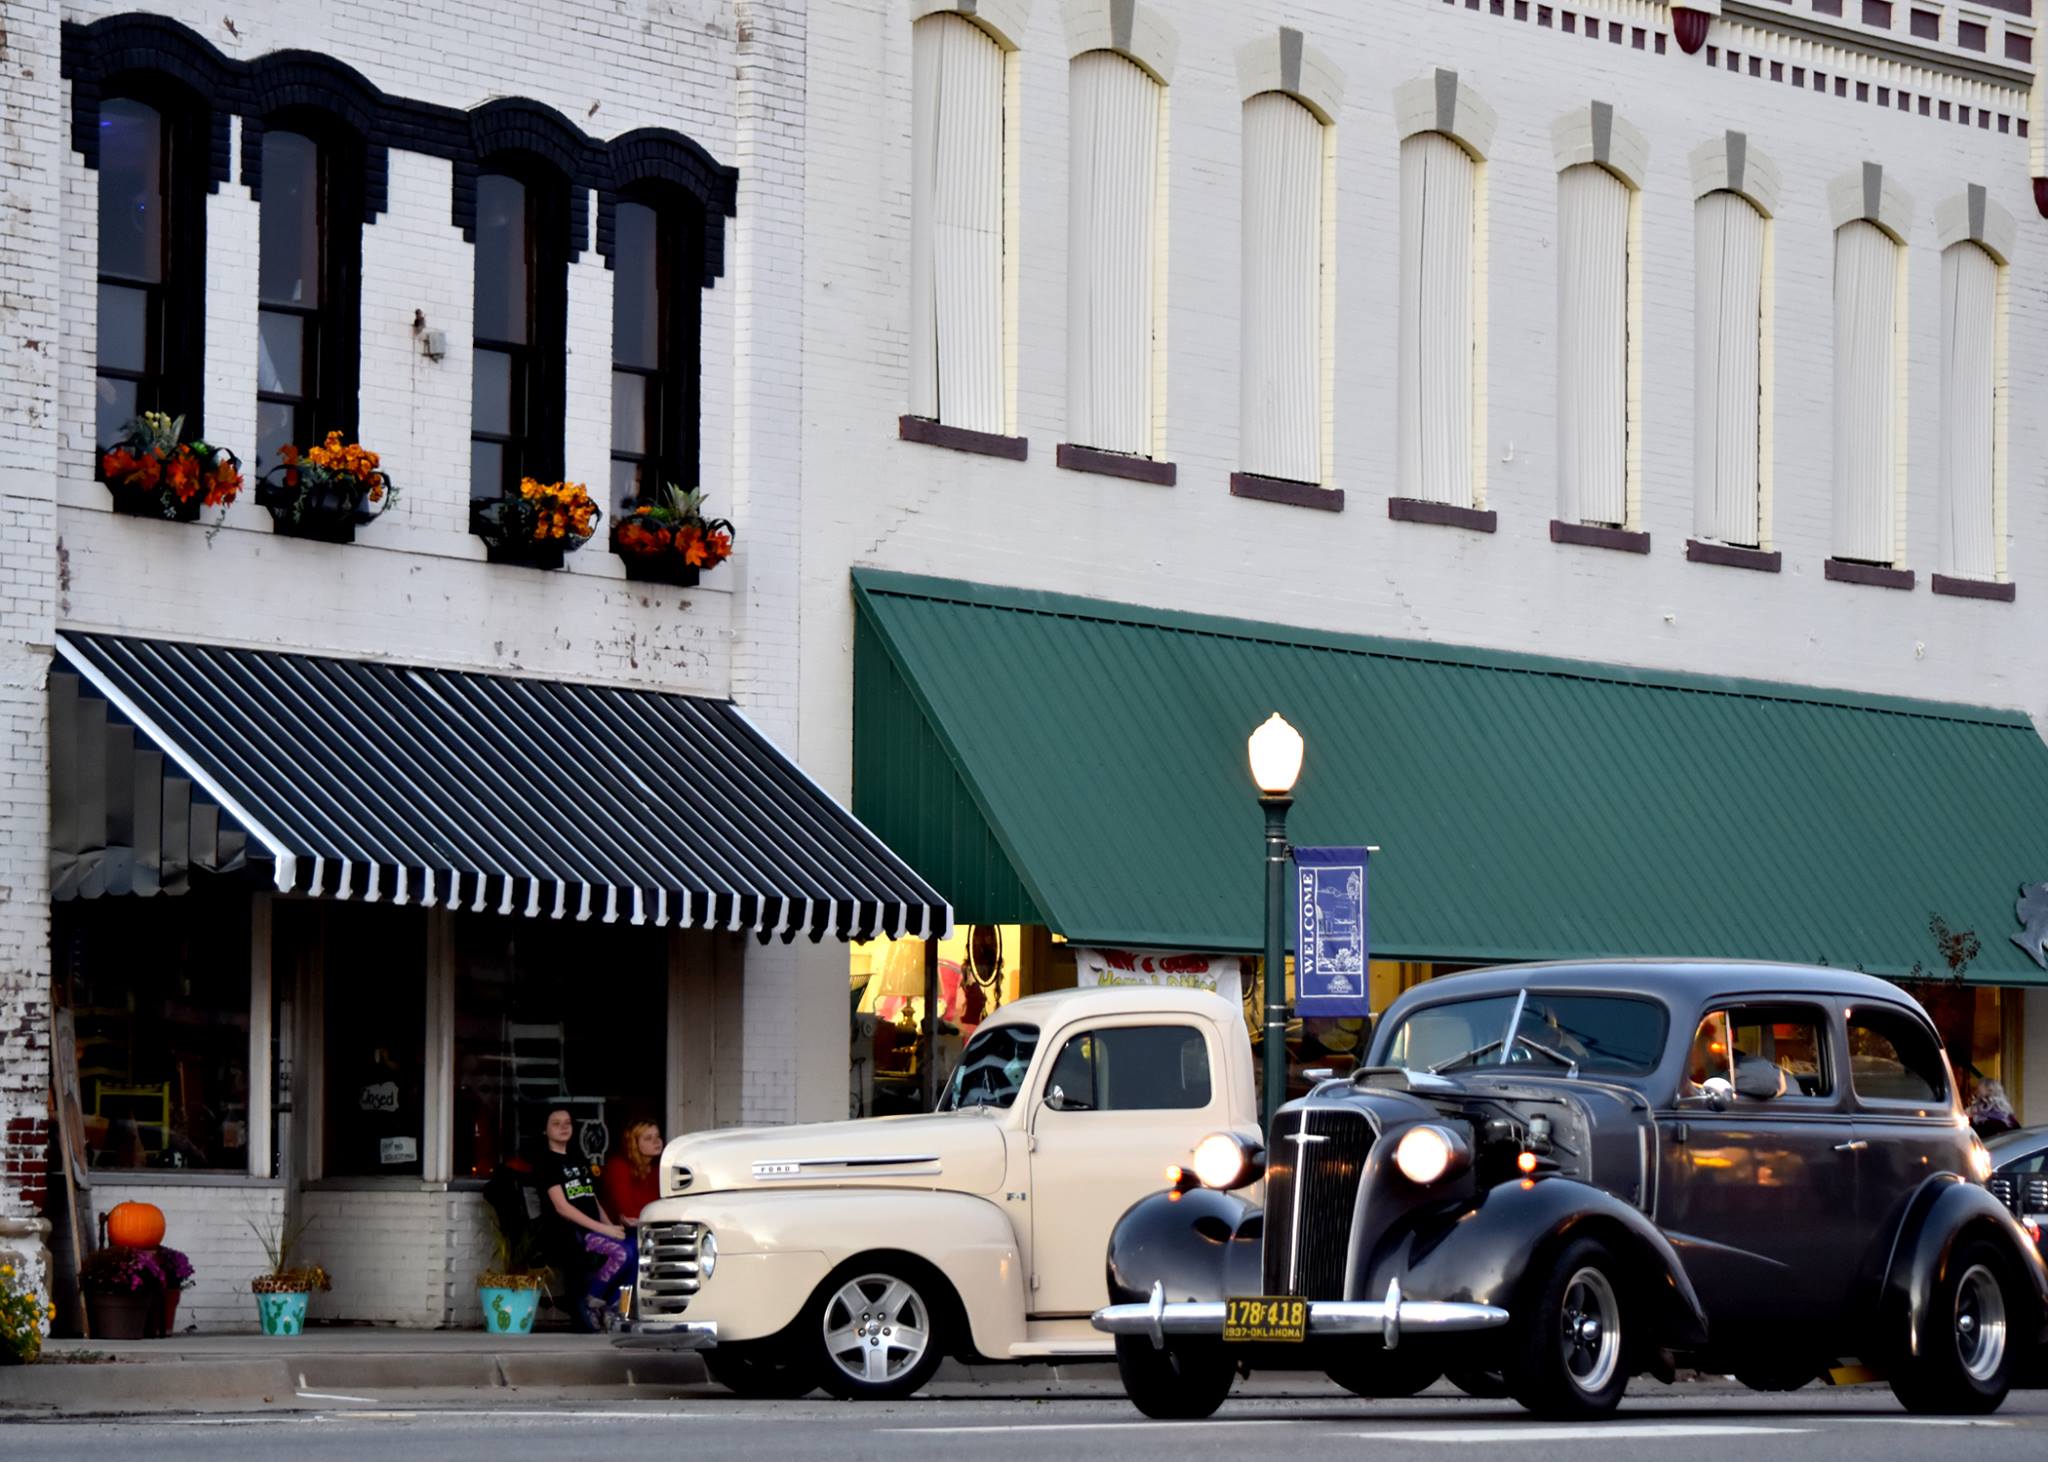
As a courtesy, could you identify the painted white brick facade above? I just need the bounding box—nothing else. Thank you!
[90,1181,284,1334]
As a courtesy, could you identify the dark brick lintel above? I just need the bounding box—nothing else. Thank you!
[1231,472,1344,512]
[898,415,1028,461]
[1825,557,1916,591]
[1930,573,2016,602]
[1388,497,1498,533]
[1057,443,1176,486]
[1550,519,1650,554]
[1685,539,1783,573]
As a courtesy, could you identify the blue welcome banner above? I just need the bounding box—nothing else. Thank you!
[1294,846,1370,1016]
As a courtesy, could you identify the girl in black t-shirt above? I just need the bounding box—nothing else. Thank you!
[538,1108,632,1330]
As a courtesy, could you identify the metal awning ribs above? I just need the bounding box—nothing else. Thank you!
[53,632,951,943]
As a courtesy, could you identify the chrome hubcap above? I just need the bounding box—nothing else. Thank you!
[822,1274,931,1387]
[1954,1264,2007,1384]
[1560,1267,1621,1394]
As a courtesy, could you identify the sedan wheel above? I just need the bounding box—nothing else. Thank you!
[807,1265,945,1400]
[1891,1240,2015,1415]
[1505,1236,1630,1419]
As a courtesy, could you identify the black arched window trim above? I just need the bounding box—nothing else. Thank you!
[63,12,738,278]
[606,181,707,504]
[472,152,572,492]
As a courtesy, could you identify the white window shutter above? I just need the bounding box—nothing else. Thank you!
[909,14,1004,434]
[1832,221,1899,564]
[1939,242,1997,580]
[1396,133,1476,508]
[1556,164,1629,526]
[1692,191,1764,546]
[1240,92,1323,485]
[1068,52,1160,456]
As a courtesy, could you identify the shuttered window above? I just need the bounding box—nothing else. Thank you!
[909,13,1005,435]
[1067,51,1161,457]
[1556,164,1629,526]
[1693,191,1765,546]
[1832,221,1901,564]
[1240,92,1324,485]
[1939,242,1997,580]
[1396,132,1476,507]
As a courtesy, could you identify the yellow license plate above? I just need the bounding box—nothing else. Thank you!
[1222,1295,1307,1343]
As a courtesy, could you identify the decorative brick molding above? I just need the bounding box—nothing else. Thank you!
[1235,26,1345,121]
[1825,558,1915,590]
[1552,99,1651,188]
[1828,161,1915,242]
[1930,574,2016,602]
[1933,183,2019,264]
[1687,539,1783,572]
[1389,497,1496,532]
[1063,0,1179,81]
[1232,473,1343,511]
[1394,67,1498,157]
[912,0,1034,51]
[900,416,1029,460]
[1689,129,1781,215]
[1058,444,1175,485]
[1551,520,1649,554]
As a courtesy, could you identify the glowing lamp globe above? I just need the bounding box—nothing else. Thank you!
[1247,713,1305,796]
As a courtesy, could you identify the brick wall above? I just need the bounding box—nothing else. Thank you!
[89,1181,285,1333]
[299,1188,495,1329]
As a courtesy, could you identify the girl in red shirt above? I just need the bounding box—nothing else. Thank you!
[598,1120,664,1227]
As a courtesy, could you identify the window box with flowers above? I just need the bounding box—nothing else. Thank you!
[99,412,243,529]
[471,478,601,571]
[610,484,735,587]
[256,433,398,544]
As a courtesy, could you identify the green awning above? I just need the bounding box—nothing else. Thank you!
[852,570,2048,986]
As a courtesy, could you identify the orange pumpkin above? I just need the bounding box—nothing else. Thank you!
[107,1200,166,1249]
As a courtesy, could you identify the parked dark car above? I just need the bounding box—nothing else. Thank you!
[1988,1126,2048,1257]
[1093,962,2048,1420]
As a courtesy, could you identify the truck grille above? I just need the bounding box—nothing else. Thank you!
[636,1220,703,1318]
[1991,1173,2048,1217]
[1261,1106,1375,1299]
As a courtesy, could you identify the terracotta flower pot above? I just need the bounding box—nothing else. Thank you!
[85,1291,157,1340]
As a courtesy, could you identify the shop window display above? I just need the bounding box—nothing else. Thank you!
[451,917,666,1176]
[321,904,428,1177]
[53,874,252,1172]
[850,924,1022,1117]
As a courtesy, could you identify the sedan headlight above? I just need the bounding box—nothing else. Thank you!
[1967,1135,1994,1183]
[1393,1124,1470,1186]
[1189,1132,1263,1191]
[697,1228,718,1281]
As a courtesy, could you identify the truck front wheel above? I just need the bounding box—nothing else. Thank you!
[804,1260,948,1400]
[704,1344,817,1399]
[1114,1334,1235,1419]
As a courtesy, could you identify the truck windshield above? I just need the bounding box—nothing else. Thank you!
[1377,992,1667,1077]
[940,1023,1041,1111]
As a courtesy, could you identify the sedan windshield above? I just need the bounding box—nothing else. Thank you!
[1378,992,1667,1077]
[940,1023,1041,1111]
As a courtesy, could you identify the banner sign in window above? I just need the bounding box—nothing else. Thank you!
[1074,947,1246,1014]
[1294,846,1369,1016]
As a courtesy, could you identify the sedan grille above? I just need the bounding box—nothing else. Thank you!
[637,1220,702,1318]
[1262,1106,1375,1300]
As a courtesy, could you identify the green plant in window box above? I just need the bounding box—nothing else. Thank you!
[255,432,399,544]
[471,477,600,571]
[609,483,735,587]
[99,412,244,532]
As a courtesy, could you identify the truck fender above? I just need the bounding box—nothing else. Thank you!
[1879,1173,2048,1364]
[1105,1187,1263,1306]
[1363,1177,1710,1351]
[650,1187,1028,1358]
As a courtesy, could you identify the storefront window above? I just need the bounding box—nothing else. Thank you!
[322,904,427,1177]
[53,876,252,1172]
[850,923,1023,1117]
[451,917,667,1177]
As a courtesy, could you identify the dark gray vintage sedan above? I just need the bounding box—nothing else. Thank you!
[1093,961,2048,1420]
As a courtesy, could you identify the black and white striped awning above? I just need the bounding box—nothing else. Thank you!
[53,633,951,942]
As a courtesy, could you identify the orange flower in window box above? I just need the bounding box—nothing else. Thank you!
[471,477,600,570]
[99,413,243,532]
[257,431,398,544]
[609,483,734,587]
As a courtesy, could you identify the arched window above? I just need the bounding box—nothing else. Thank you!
[1694,190,1766,547]
[1396,131,1477,509]
[256,120,364,472]
[1938,241,1998,581]
[610,187,703,507]
[1556,163,1631,528]
[96,88,208,446]
[472,160,569,498]
[1240,91,1325,487]
[1832,219,1902,567]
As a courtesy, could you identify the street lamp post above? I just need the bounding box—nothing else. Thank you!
[1247,713,1304,1140]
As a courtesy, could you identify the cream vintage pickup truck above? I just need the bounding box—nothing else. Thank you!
[616,984,1259,1398]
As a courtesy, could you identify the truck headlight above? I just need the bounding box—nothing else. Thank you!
[698,1228,717,1281]
[1190,1132,1263,1191]
[1393,1124,1469,1186]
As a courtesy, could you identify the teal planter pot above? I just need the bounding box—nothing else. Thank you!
[480,1286,540,1334]
[255,1291,310,1336]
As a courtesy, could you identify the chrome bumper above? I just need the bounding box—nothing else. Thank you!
[1092,1280,1510,1350]
[612,1319,719,1351]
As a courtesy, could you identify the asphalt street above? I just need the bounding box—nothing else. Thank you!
[5,1383,2045,1461]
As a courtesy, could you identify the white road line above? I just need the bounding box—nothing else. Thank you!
[295,1390,379,1404]
[1840,1418,2015,1427]
[1355,1424,1814,1443]
[879,1420,1305,1435]
[325,1409,722,1421]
